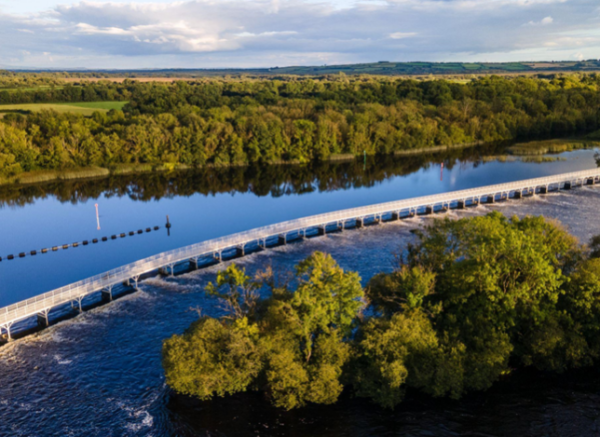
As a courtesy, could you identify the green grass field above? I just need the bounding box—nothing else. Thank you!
[507,138,599,156]
[0,86,65,93]
[0,101,127,116]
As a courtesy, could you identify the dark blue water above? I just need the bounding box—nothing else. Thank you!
[2,186,600,436]
[0,148,596,305]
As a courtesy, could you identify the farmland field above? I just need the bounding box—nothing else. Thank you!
[0,101,127,116]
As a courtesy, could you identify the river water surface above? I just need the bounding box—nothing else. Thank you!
[2,146,600,436]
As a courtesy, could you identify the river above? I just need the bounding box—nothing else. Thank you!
[1,145,600,436]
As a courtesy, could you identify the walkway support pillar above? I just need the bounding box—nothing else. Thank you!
[37,309,50,328]
[102,285,113,302]
[189,258,198,270]
[73,296,84,313]
[2,323,13,342]
[214,252,222,263]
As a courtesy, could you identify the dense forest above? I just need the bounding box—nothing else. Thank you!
[163,213,600,410]
[1,74,600,180]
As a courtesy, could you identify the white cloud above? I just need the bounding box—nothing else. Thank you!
[0,0,598,68]
[527,16,554,25]
[389,32,417,39]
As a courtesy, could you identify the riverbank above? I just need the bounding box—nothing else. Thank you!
[0,142,487,188]
[0,164,191,187]
[393,141,484,156]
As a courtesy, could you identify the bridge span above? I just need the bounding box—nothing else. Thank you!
[2,168,600,341]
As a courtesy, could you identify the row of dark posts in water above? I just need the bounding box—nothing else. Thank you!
[0,224,171,262]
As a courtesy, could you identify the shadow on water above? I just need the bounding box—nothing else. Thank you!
[166,367,600,437]
[0,143,508,208]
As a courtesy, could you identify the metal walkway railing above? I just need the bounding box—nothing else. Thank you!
[2,168,599,339]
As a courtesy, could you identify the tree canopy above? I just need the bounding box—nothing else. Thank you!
[2,74,600,179]
[163,251,365,410]
[163,213,600,410]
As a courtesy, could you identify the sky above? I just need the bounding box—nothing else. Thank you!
[0,0,599,69]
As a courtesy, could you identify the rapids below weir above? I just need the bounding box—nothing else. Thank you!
[3,187,600,436]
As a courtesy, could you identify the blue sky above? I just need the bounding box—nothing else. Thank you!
[1,0,599,69]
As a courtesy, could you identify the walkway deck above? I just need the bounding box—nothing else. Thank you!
[2,168,600,340]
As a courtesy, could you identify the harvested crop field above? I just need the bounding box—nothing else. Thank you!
[0,101,127,116]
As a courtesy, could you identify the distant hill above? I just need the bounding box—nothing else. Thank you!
[5,60,600,77]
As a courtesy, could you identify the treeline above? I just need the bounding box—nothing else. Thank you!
[0,146,497,208]
[163,213,600,410]
[1,74,600,178]
[0,81,131,104]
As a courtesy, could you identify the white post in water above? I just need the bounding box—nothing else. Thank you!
[95,203,101,230]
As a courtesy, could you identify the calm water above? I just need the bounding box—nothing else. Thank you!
[0,147,596,305]
[2,146,600,437]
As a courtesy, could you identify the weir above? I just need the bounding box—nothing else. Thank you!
[1,168,600,341]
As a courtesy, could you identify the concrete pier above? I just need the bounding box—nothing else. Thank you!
[37,310,49,328]
[101,287,113,302]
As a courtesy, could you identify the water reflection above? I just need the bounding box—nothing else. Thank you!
[0,143,597,305]
[0,143,507,208]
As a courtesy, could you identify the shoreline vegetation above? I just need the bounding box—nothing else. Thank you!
[2,73,600,185]
[0,136,595,187]
[162,213,600,410]
[0,148,504,208]
[0,140,485,186]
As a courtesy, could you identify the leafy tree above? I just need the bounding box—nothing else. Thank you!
[163,251,364,410]
[162,317,262,400]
